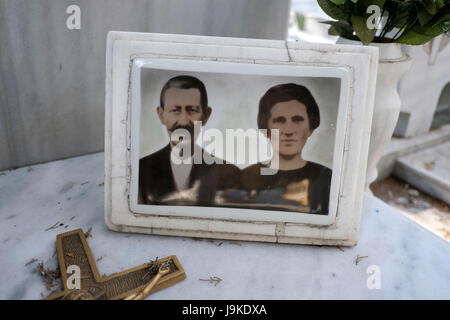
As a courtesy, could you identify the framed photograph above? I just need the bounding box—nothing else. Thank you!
[105,32,378,246]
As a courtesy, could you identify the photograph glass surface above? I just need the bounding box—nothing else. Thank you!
[129,59,347,224]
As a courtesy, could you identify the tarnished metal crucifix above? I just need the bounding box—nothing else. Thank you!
[44,229,185,300]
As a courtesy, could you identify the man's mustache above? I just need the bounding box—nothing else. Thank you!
[168,124,195,135]
[168,125,196,146]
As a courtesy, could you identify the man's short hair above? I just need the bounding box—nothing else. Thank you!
[257,83,320,132]
[160,75,208,113]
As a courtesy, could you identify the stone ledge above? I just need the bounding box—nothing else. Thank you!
[377,124,450,181]
[394,141,450,204]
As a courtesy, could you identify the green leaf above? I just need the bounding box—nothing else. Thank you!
[351,15,377,44]
[378,1,418,37]
[436,0,445,9]
[428,4,450,27]
[358,0,386,12]
[323,20,355,38]
[418,7,435,25]
[329,0,347,4]
[396,23,444,44]
[390,8,415,29]
[421,0,437,14]
[358,0,385,8]
[317,0,350,21]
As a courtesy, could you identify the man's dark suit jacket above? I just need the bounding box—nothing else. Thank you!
[138,144,240,206]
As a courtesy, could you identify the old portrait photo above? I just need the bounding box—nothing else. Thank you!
[130,59,343,219]
[106,32,378,244]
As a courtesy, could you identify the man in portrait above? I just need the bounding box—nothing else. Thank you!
[138,75,240,206]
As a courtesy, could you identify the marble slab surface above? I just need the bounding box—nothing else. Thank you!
[0,153,449,299]
[395,141,450,204]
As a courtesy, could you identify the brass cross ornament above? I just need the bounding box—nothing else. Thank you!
[44,229,185,300]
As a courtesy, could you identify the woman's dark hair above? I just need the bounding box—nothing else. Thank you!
[160,75,208,114]
[257,83,320,131]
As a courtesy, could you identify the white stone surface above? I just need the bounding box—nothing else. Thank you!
[395,141,450,204]
[1,153,449,299]
[377,124,450,181]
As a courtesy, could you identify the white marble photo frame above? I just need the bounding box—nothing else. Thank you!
[105,31,378,246]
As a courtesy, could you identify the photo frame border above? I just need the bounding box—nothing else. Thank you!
[105,31,378,246]
[130,59,350,225]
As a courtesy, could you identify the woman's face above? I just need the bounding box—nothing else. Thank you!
[267,100,312,158]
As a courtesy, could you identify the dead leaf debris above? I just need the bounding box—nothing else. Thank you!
[45,222,60,231]
[142,257,165,280]
[355,255,368,265]
[25,258,38,266]
[199,276,222,286]
[423,161,435,171]
[84,227,92,238]
[35,262,61,291]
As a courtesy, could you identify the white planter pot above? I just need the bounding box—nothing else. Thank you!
[337,38,412,187]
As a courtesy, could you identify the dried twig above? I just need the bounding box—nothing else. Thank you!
[355,255,368,265]
[199,276,222,286]
[35,262,61,291]
[45,222,60,232]
[25,258,38,266]
[84,227,92,239]
[424,161,435,171]
[142,257,161,280]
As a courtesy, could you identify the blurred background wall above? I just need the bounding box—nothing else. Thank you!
[0,0,291,170]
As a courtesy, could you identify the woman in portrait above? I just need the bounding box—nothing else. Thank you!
[240,83,332,215]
